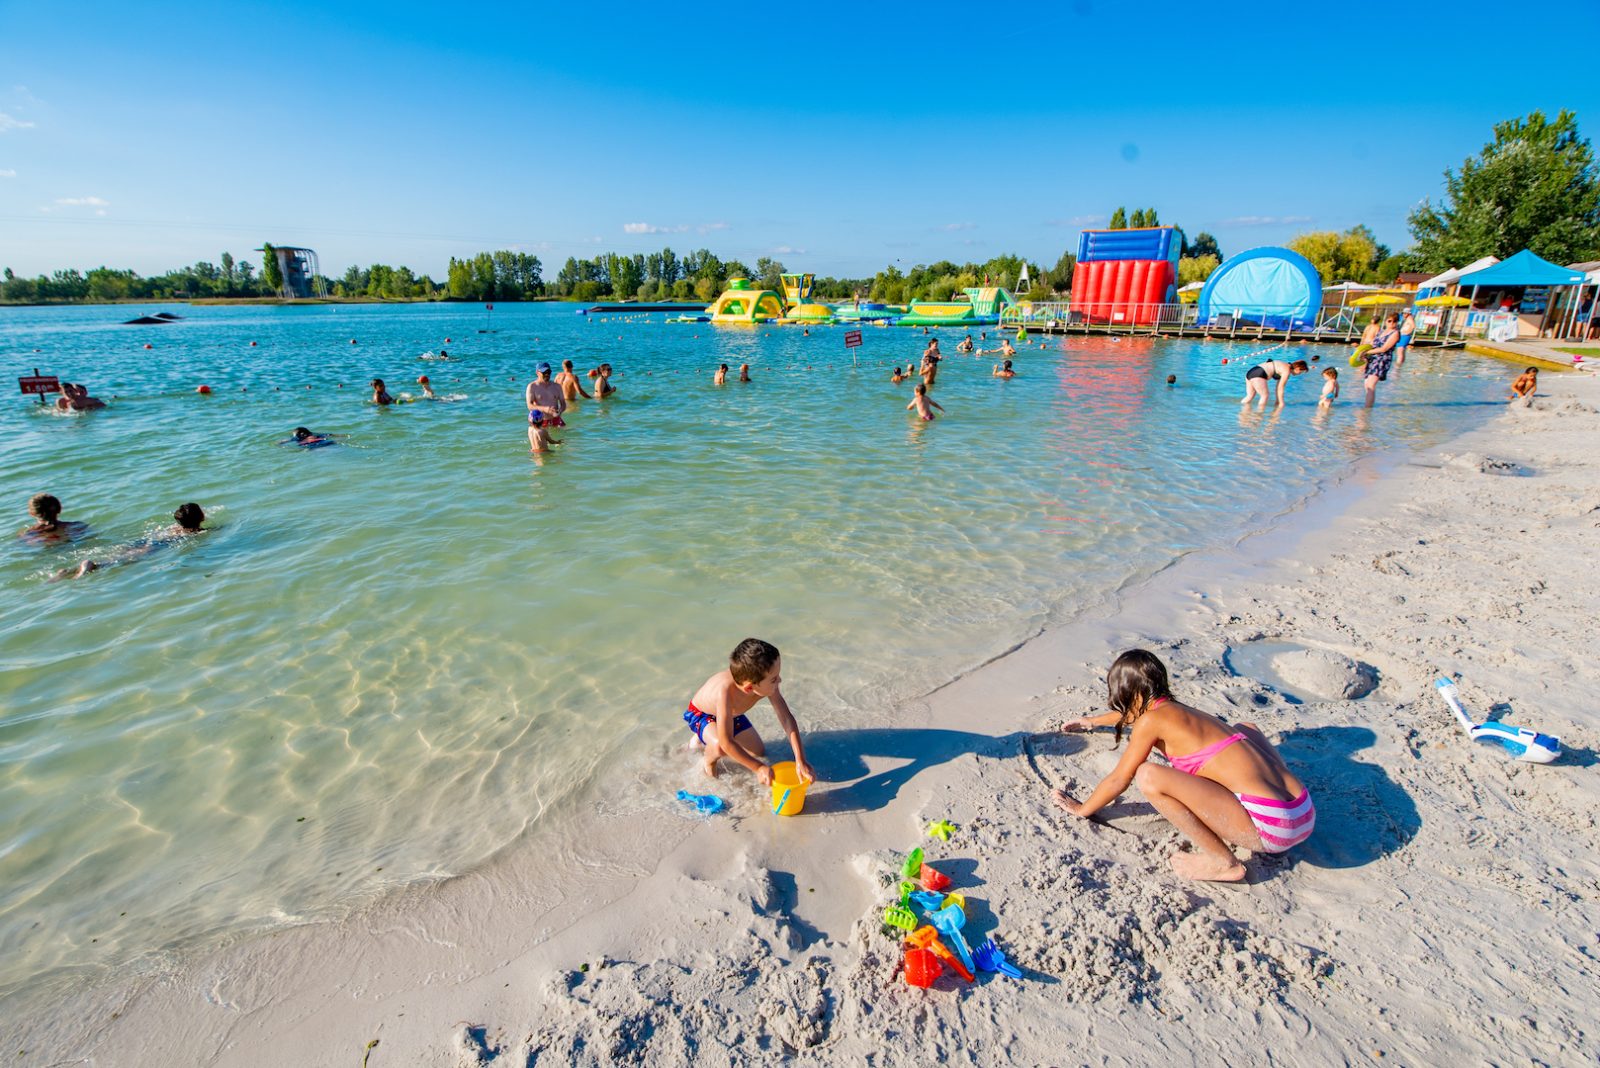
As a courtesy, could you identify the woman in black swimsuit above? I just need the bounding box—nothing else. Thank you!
[1240,358,1310,407]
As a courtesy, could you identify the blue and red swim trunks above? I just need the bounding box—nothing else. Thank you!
[683,702,752,743]
[528,409,566,428]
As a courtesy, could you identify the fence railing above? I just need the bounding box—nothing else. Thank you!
[1000,301,1482,342]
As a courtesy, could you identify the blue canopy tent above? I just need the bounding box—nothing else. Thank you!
[1197,247,1322,329]
[1457,250,1585,337]
[1455,249,1584,288]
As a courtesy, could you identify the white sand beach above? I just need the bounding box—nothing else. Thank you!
[13,371,1600,1067]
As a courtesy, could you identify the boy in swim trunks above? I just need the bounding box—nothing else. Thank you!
[684,638,814,786]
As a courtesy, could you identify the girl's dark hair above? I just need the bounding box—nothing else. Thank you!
[1290,360,1310,373]
[1106,649,1172,745]
[173,502,205,530]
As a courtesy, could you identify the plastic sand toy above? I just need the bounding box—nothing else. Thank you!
[906,926,974,983]
[927,819,957,841]
[904,947,942,988]
[675,790,725,815]
[901,847,924,879]
[919,862,951,892]
[883,905,917,931]
[974,938,1023,979]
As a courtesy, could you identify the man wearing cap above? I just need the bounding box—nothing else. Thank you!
[525,362,567,452]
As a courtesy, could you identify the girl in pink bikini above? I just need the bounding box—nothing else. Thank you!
[1051,649,1314,882]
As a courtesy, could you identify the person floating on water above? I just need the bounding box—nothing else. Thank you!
[556,359,591,402]
[683,638,814,786]
[908,382,945,421]
[1051,649,1315,882]
[1239,356,1309,407]
[714,364,728,386]
[20,493,89,544]
[61,503,208,580]
[371,378,395,406]
[993,360,1016,379]
[283,427,336,448]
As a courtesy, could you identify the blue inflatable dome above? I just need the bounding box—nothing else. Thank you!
[1198,247,1322,330]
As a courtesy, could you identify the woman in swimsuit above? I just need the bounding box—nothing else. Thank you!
[1052,649,1314,882]
[1239,357,1309,407]
[1361,316,1400,408]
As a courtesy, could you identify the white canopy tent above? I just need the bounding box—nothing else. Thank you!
[1416,256,1499,293]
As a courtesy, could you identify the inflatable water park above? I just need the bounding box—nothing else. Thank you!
[667,273,1021,328]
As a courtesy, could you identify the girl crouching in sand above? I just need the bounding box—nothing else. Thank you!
[1052,649,1314,882]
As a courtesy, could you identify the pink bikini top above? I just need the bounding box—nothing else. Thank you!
[1168,732,1246,775]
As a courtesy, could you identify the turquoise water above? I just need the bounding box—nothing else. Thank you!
[0,302,1505,1010]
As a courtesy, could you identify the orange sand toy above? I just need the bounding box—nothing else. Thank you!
[904,948,941,988]
[905,926,974,982]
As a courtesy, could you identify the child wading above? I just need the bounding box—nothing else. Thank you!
[684,638,815,786]
[1052,650,1314,882]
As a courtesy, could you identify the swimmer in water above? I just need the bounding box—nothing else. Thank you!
[957,334,975,354]
[371,378,395,405]
[55,382,107,411]
[284,427,335,447]
[993,359,1016,378]
[20,493,89,543]
[738,363,751,383]
[556,359,591,401]
[593,363,617,397]
[714,364,728,386]
[60,502,207,579]
[417,375,437,399]
[907,382,945,421]
[891,366,908,383]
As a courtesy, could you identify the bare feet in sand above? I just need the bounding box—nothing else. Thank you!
[1169,849,1246,882]
[702,758,720,779]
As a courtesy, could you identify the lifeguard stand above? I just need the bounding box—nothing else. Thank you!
[779,273,815,308]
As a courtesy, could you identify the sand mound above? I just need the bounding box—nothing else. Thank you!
[1443,452,1522,475]
[1270,648,1379,700]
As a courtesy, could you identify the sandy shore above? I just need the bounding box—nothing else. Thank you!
[11,373,1600,1067]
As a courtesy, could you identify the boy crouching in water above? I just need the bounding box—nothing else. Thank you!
[685,638,815,786]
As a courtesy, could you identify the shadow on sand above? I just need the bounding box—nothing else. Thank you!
[1275,724,1420,869]
[793,727,1022,815]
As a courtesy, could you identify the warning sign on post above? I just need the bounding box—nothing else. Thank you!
[18,375,60,396]
[844,330,863,349]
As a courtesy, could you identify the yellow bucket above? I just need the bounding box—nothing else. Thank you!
[770,762,808,816]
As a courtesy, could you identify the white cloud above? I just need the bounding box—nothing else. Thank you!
[698,221,730,234]
[55,196,110,207]
[771,246,806,255]
[938,222,976,231]
[1046,214,1102,227]
[0,110,35,133]
[1218,215,1312,227]
[0,168,15,178]
[623,222,690,235]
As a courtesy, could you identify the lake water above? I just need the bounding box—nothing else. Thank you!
[0,301,1506,1013]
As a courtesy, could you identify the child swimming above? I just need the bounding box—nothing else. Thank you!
[417,375,437,400]
[370,378,395,405]
[891,366,908,383]
[907,382,945,421]
[993,359,1016,378]
[61,503,208,580]
[20,493,89,543]
[683,638,814,785]
[1051,649,1314,882]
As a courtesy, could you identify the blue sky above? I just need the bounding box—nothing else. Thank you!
[1,1,1595,279]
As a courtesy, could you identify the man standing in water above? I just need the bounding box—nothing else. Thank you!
[525,362,567,452]
[555,359,591,402]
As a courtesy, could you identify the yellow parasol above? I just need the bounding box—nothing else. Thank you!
[1351,294,1409,307]
[1414,294,1473,307]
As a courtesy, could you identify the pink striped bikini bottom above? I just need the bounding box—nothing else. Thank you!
[1237,789,1315,853]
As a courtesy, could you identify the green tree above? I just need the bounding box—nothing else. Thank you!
[1108,207,1128,230]
[1409,109,1600,270]
[1046,251,1076,292]
[261,244,282,295]
[1187,232,1223,261]
[1177,255,1220,286]
[1287,227,1379,285]
[220,252,235,296]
